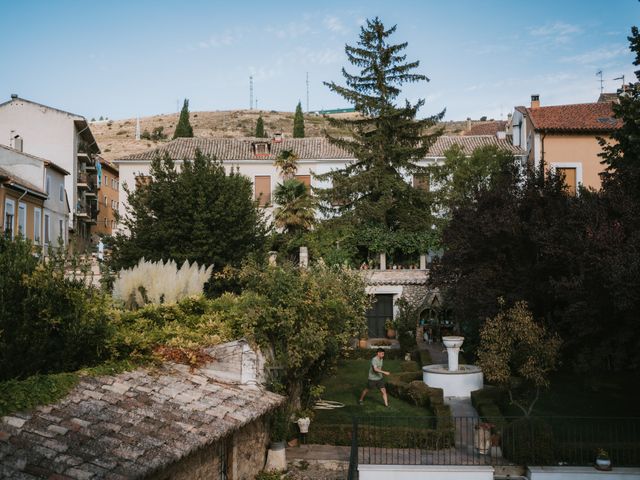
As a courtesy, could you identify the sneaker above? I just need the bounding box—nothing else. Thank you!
[358,400,364,405]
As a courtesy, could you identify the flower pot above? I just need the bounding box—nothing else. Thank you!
[386,329,396,339]
[270,441,286,451]
[358,338,368,349]
[595,458,611,470]
[297,417,311,434]
[490,433,501,447]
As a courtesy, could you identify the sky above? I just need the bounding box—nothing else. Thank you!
[1,0,638,122]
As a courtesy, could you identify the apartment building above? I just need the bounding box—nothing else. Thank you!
[0,95,101,248]
[0,144,69,250]
[94,157,119,236]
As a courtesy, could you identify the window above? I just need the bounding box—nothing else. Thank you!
[4,199,15,239]
[46,175,51,195]
[103,218,107,227]
[253,142,269,156]
[59,219,64,243]
[294,175,311,190]
[104,195,108,207]
[59,183,64,202]
[44,214,50,245]
[413,173,430,192]
[557,167,577,196]
[135,175,152,188]
[33,208,42,244]
[17,203,26,237]
[254,176,271,206]
[104,175,108,187]
[111,178,116,189]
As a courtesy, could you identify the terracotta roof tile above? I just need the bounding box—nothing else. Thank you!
[116,136,524,162]
[521,102,621,132]
[463,121,507,136]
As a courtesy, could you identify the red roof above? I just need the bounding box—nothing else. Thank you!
[518,102,621,132]
[463,121,507,136]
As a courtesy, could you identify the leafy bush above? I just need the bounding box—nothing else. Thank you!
[0,237,112,380]
[400,360,420,372]
[502,417,555,465]
[418,349,433,366]
[113,258,213,309]
[345,348,403,360]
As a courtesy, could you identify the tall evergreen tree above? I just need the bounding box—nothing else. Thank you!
[293,101,305,138]
[317,17,444,232]
[255,116,266,138]
[173,99,194,139]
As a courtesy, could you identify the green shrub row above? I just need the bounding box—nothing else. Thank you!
[345,348,404,360]
[399,360,421,372]
[470,386,508,433]
[417,349,433,366]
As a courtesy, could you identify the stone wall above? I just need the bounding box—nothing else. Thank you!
[150,416,270,480]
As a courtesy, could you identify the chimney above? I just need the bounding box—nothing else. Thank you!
[273,132,283,143]
[466,117,472,131]
[10,94,18,100]
[531,94,540,109]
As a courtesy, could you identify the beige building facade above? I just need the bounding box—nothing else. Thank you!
[95,157,119,236]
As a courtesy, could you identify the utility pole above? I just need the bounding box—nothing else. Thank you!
[249,76,254,110]
[135,116,140,141]
[306,72,310,113]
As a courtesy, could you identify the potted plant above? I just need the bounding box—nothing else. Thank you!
[265,407,289,471]
[296,408,314,434]
[385,318,396,339]
[358,330,368,349]
[595,448,611,470]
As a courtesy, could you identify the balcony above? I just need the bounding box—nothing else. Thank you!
[77,172,97,192]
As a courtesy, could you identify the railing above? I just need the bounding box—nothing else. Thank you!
[346,415,640,476]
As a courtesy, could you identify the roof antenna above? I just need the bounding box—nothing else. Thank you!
[613,74,625,91]
[596,70,604,94]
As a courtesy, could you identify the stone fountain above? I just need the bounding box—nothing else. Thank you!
[422,336,483,398]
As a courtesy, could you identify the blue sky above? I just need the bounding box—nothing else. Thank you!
[1,0,638,122]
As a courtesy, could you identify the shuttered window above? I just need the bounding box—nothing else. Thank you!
[295,175,311,190]
[557,167,577,196]
[413,173,430,192]
[254,176,271,206]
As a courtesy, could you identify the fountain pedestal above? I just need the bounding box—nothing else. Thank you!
[422,336,483,398]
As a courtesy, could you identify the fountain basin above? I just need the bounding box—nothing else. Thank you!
[423,364,483,398]
[442,336,465,349]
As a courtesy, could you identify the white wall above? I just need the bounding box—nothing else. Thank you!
[359,465,494,480]
[527,466,640,479]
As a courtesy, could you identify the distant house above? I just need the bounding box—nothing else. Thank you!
[511,95,622,193]
[463,120,508,137]
[0,95,101,248]
[0,340,284,479]
[0,144,70,251]
[0,165,47,243]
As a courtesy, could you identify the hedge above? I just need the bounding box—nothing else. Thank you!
[345,348,404,360]
[470,386,508,433]
[418,349,433,366]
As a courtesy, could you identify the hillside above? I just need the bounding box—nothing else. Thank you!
[90,109,493,162]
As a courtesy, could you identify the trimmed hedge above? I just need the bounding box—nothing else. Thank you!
[502,417,555,465]
[346,348,403,360]
[470,386,508,433]
[400,360,421,372]
[418,349,433,366]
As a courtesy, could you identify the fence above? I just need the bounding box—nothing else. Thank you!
[347,416,640,479]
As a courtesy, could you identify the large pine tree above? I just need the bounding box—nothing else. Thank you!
[318,17,444,232]
[293,101,305,138]
[255,116,266,138]
[173,99,194,139]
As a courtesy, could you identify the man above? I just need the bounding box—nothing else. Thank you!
[359,348,391,407]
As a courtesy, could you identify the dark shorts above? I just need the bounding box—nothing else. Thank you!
[367,379,386,390]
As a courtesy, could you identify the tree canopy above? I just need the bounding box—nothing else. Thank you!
[293,101,305,138]
[112,151,266,273]
[317,17,444,234]
[173,99,194,139]
[255,116,266,138]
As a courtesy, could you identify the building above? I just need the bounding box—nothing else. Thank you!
[0,166,47,243]
[0,95,101,248]
[0,144,70,251]
[94,156,119,237]
[114,135,524,227]
[0,340,284,479]
[511,95,622,193]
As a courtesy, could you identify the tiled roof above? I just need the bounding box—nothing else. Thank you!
[360,269,429,285]
[518,102,622,132]
[597,93,619,103]
[0,166,47,198]
[463,121,507,136]
[0,359,283,479]
[427,135,524,156]
[116,136,525,162]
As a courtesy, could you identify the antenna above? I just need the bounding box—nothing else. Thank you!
[596,70,604,94]
[306,72,310,113]
[135,116,140,141]
[613,74,625,88]
[249,76,254,110]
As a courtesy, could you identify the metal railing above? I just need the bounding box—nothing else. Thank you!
[346,415,640,478]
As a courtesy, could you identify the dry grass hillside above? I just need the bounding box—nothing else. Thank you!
[90,109,490,162]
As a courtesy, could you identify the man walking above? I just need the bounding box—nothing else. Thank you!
[359,348,390,407]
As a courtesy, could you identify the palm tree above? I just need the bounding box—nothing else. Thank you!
[273,179,316,234]
[274,149,299,179]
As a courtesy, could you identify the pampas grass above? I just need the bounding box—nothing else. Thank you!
[113,258,213,309]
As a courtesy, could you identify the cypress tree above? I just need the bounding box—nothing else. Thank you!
[173,99,194,139]
[293,101,305,138]
[255,116,266,138]
[317,17,444,231]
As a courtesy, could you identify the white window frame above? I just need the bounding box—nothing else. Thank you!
[58,219,64,243]
[17,202,27,238]
[549,162,583,192]
[33,208,42,244]
[44,213,50,245]
[4,198,15,239]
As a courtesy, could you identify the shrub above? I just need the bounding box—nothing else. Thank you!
[345,348,403,360]
[418,349,433,366]
[400,360,420,372]
[394,371,422,383]
[113,258,213,309]
[502,417,555,465]
[0,237,112,380]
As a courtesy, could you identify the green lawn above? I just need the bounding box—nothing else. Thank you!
[314,358,432,425]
